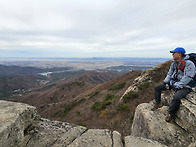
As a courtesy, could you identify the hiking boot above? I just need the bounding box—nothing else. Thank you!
[165,112,174,122]
[151,103,163,111]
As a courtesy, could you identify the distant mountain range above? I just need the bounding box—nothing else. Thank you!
[0,64,72,75]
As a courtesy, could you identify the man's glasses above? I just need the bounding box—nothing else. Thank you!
[172,52,176,55]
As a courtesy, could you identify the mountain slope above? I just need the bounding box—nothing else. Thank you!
[0,74,48,99]
[8,60,172,137]
[65,71,119,84]
[8,71,119,106]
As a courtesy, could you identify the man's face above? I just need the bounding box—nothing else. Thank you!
[172,52,182,61]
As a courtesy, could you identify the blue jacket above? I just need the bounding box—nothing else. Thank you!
[163,55,196,89]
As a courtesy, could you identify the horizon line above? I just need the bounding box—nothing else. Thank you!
[0,56,170,59]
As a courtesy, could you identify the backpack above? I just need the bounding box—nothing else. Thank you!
[187,53,196,87]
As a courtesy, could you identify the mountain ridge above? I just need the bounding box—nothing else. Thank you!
[8,60,172,136]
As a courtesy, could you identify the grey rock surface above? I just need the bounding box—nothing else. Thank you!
[175,92,196,140]
[68,129,113,147]
[26,118,87,147]
[124,136,167,147]
[131,92,196,147]
[0,100,39,147]
[188,141,196,147]
[0,100,123,147]
[113,131,123,147]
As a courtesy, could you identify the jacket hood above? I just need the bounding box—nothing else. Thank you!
[183,54,190,60]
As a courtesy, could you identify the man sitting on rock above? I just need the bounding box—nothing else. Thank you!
[151,47,195,122]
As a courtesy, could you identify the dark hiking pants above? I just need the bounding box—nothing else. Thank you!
[154,83,191,115]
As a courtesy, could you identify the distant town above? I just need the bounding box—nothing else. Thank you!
[0,57,169,73]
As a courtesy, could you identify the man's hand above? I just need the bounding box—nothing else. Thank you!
[165,84,170,90]
[163,82,179,91]
[163,82,170,90]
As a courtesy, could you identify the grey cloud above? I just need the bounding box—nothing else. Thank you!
[0,0,196,57]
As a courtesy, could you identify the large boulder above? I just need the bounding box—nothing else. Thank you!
[131,92,196,147]
[0,100,39,147]
[27,118,87,147]
[68,129,123,147]
[175,92,196,140]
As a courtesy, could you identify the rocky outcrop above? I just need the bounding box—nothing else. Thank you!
[175,93,196,140]
[0,100,39,147]
[131,92,196,147]
[119,63,166,101]
[0,100,167,147]
[118,61,196,146]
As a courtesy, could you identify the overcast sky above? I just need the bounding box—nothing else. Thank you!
[0,0,196,58]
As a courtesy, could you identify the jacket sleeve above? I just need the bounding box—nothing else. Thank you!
[173,60,195,89]
[163,62,175,84]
